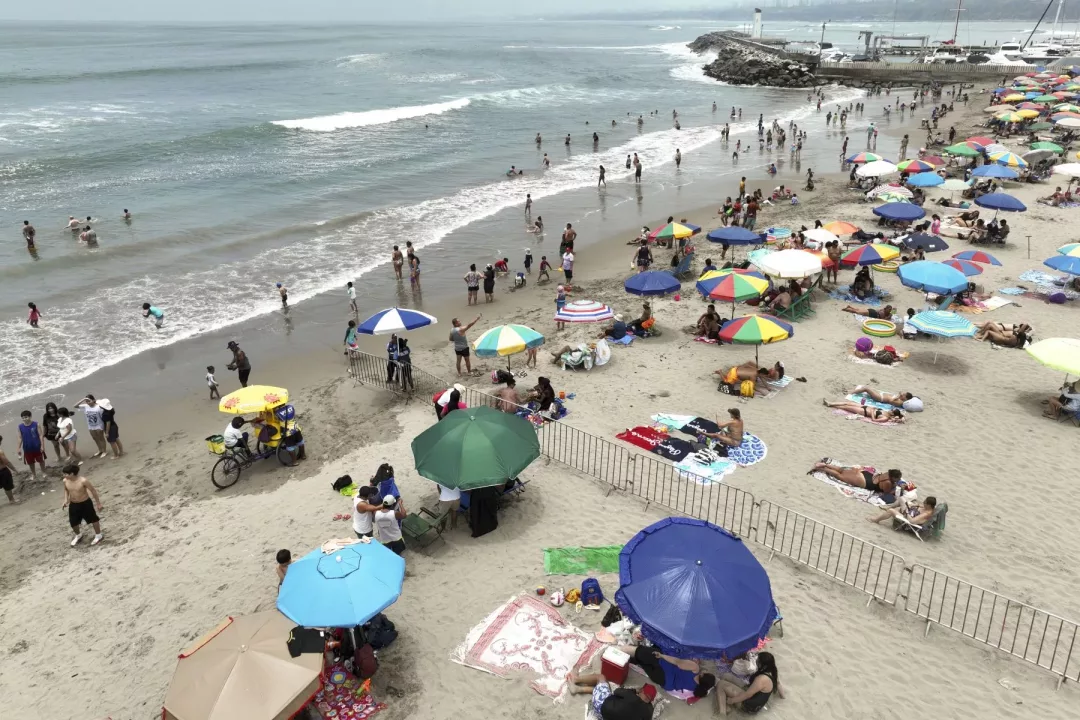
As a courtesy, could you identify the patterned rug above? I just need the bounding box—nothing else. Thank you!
[313,664,387,720]
[727,432,768,467]
[452,595,603,699]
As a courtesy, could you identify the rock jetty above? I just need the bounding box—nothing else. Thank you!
[688,32,817,88]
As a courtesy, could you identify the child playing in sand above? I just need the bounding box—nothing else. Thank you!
[276,549,292,585]
[206,366,220,400]
[62,463,103,547]
[538,255,552,283]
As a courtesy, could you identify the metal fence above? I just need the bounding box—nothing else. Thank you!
[348,349,1079,684]
[902,565,1079,684]
[818,61,1037,75]
[752,500,907,605]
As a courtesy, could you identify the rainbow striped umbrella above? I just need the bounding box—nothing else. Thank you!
[553,299,614,323]
[941,258,983,276]
[989,151,1028,169]
[908,311,976,338]
[995,112,1025,123]
[718,314,793,363]
[952,250,1002,266]
[1053,103,1080,112]
[1017,102,1046,110]
[846,151,887,164]
[1058,243,1080,257]
[1051,111,1080,121]
[697,270,770,314]
[473,324,545,368]
[897,159,934,174]
[840,243,900,267]
[647,222,696,243]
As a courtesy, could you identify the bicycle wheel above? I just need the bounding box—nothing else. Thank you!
[212,456,242,489]
[276,442,296,467]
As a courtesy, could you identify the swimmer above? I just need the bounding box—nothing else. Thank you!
[122,209,132,220]
[543,153,550,169]
[598,164,606,187]
[535,133,541,145]
[277,283,288,308]
[65,216,80,232]
[564,133,570,146]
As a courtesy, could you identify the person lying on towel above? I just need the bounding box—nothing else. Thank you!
[623,645,716,701]
[851,385,923,412]
[715,362,777,397]
[810,462,900,504]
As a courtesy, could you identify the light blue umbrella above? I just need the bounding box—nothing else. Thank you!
[906,172,944,187]
[898,260,970,295]
[1045,254,1080,275]
[357,307,438,335]
[277,544,405,627]
[908,310,976,363]
[971,165,1018,180]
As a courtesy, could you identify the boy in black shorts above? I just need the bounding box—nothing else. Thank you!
[62,463,103,547]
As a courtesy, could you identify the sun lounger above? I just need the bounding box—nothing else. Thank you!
[892,502,948,541]
[664,251,696,281]
[924,293,954,312]
[401,506,448,548]
[775,290,814,321]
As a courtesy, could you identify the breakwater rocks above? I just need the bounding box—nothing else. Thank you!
[688,32,817,88]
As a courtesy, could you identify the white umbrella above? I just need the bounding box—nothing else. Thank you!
[756,249,824,279]
[803,227,839,246]
[984,143,1010,156]
[1056,117,1080,128]
[857,160,899,177]
[1052,163,1080,178]
[866,183,912,199]
[983,104,1016,113]
[1023,149,1055,164]
[940,178,971,191]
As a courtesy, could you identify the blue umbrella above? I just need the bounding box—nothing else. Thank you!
[1045,254,1080,275]
[971,165,1018,180]
[277,544,405,627]
[900,233,949,253]
[357,307,438,335]
[906,172,944,187]
[897,260,970,295]
[706,226,762,245]
[615,518,776,659]
[625,271,681,296]
[873,202,926,221]
[974,192,1027,212]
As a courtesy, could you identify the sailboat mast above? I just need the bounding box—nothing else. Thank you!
[952,0,963,43]
[1051,0,1064,40]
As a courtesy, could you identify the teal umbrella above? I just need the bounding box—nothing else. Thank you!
[411,407,540,490]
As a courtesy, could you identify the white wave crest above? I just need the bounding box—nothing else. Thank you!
[272,98,470,132]
[335,53,383,67]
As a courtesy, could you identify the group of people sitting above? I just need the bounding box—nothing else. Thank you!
[1037,185,1077,208]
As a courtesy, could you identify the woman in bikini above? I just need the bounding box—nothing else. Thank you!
[974,321,1030,340]
[810,461,901,497]
[823,399,904,424]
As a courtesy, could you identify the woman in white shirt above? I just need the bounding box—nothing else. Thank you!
[352,486,380,539]
[374,496,407,555]
[438,483,461,530]
[56,407,83,463]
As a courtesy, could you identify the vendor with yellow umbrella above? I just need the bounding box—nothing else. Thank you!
[216,384,304,464]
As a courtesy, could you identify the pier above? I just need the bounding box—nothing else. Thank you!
[814,61,1038,86]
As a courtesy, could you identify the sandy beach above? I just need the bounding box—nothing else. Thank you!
[2,84,1080,720]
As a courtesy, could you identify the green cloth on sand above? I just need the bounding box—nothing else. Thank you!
[543,546,623,575]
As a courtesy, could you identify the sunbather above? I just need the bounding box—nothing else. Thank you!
[980,328,1030,348]
[974,321,1031,340]
[841,304,893,319]
[810,461,900,501]
[1044,380,1080,419]
[851,385,923,412]
[619,645,717,699]
[567,673,656,719]
[868,496,937,527]
[822,399,904,424]
[715,362,772,396]
[701,408,745,447]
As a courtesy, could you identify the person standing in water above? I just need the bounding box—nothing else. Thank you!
[409,251,421,291]
[27,302,41,328]
[391,245,403,279]
[22,221,36,249]
[64,216,80,232]
[525,193,532,218]
[142,303,164,328]
[542,153,550,168]
[598,164,606,188]
[675,149,682,168]
[535,133,542,145]
[625,154,632,170]
[122,209,132,220]
[276,283,288,309]
[346,281,358,314]
[564,133,570,146]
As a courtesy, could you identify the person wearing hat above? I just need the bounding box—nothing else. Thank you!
[98,398,123,459]
[373,494,407,555]
[276,282,288,309]
[567,670,656,720]
[226,341,251,387]
[597,314,627,341]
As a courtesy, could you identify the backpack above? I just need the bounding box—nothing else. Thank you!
[352,643,379,680]
[581,578,604,606]
[363,613,398,650]
[332,475,353,492]
[874,350,896,365]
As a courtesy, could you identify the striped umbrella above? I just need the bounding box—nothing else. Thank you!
[953,250,1002,266]
[1017,102,1046,110]
[1053,103,1080,113]
[908,310,976,364]
[718,314,793,364]
[989,151,1028,169]
[823,221,859,235]
[846,151,887,164]
[941,258,984,276]
[697,270,770,316]
[357,307,438,335]
[897,159,934,174]
[1052,112,1080,121]
[967,136,994,146]
[647,222,696,243]
[1058,243,1080,257]
[876,190,912,204]
[473,324,545,368]
[921,155,946,167]
[995,112,1025,123]
[553,299,614,323]
[841,243,900,267]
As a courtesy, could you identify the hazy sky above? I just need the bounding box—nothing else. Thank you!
[1,0,720,22]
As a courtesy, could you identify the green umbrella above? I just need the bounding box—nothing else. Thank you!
[1029,122,1054,131]
[943,143,979,157]
[411,406,540,490]
[1032,141,1064,153]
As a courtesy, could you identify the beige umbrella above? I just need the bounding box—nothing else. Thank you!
[163,611,323,720]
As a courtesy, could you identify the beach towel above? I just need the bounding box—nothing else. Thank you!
[981,296,1017,311]
[452,594,603,699]
[829,289,884,306]
[767,375,794,389]
[847,349,908,367]
[1019,270,1080,299]
[998,287,1026,296]
[608,335,634,346]
[682,417,721,436]
[675,456,737,485]
[846,393,896,411]
[616,426,665,451]
[544,546,623,575]
[832,409,902,427]
[725,432,768,467]
[808,463,889,506]
[693,336,719,345]
[314,664,386,720]
[652,436,696,462]
[650,413,697,431]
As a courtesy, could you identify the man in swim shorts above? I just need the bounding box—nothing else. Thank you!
[62,463,103,547]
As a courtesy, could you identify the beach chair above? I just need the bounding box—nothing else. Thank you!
[1058,406,1080,427]
[401,507,448,549]
[924,293,954,312]
[893,502,948,542]
[665,251,696,280]
[775,291,814,321]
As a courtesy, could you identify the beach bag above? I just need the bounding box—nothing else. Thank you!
[351,643,379,680]
[363,613,398,650]
[641,317,655,330]
[601,604,623,628]
[739,380,756,397]
[874,350,896,365]
[580,578,604,606]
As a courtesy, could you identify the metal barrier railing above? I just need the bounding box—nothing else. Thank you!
[752,500,906,605]
[348,349,1080,684]
[902,565,1079,685]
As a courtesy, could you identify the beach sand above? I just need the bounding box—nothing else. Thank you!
[2,86,1079,720]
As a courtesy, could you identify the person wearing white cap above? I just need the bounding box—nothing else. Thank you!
[597,314,627,341]
[98,398,123,459]
[374,495,407,555]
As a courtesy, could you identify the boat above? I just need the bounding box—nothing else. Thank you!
[971,41,1031,66]
[917,44,967,64]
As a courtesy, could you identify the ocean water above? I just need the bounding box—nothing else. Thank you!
[1,20,871,406]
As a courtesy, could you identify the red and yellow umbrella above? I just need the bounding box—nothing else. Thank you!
[718,314,794,363]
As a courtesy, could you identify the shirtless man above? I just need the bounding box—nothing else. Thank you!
[702,408,744,447]
[62,463,103,546]
[22,221,36,249]
[391,245,404,280]
[715,361,774,397]
[851,385,923,412]
[64,216,81,232]
[495,378,521,413]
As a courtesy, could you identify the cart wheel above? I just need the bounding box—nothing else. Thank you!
[277,442,296,467]
[212,456,242,489]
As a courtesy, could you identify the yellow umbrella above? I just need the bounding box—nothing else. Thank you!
[219,385,289,414]
[1026,337,1080,377]
[1002,93,1026,102]
[995,112,1024,123]
[1016,108,1041,119]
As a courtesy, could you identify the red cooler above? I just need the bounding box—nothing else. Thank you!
[601,646,630,684]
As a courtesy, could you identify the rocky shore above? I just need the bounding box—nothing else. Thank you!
[688,31,817,88]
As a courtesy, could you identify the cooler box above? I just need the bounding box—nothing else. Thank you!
[601,646,630,684]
